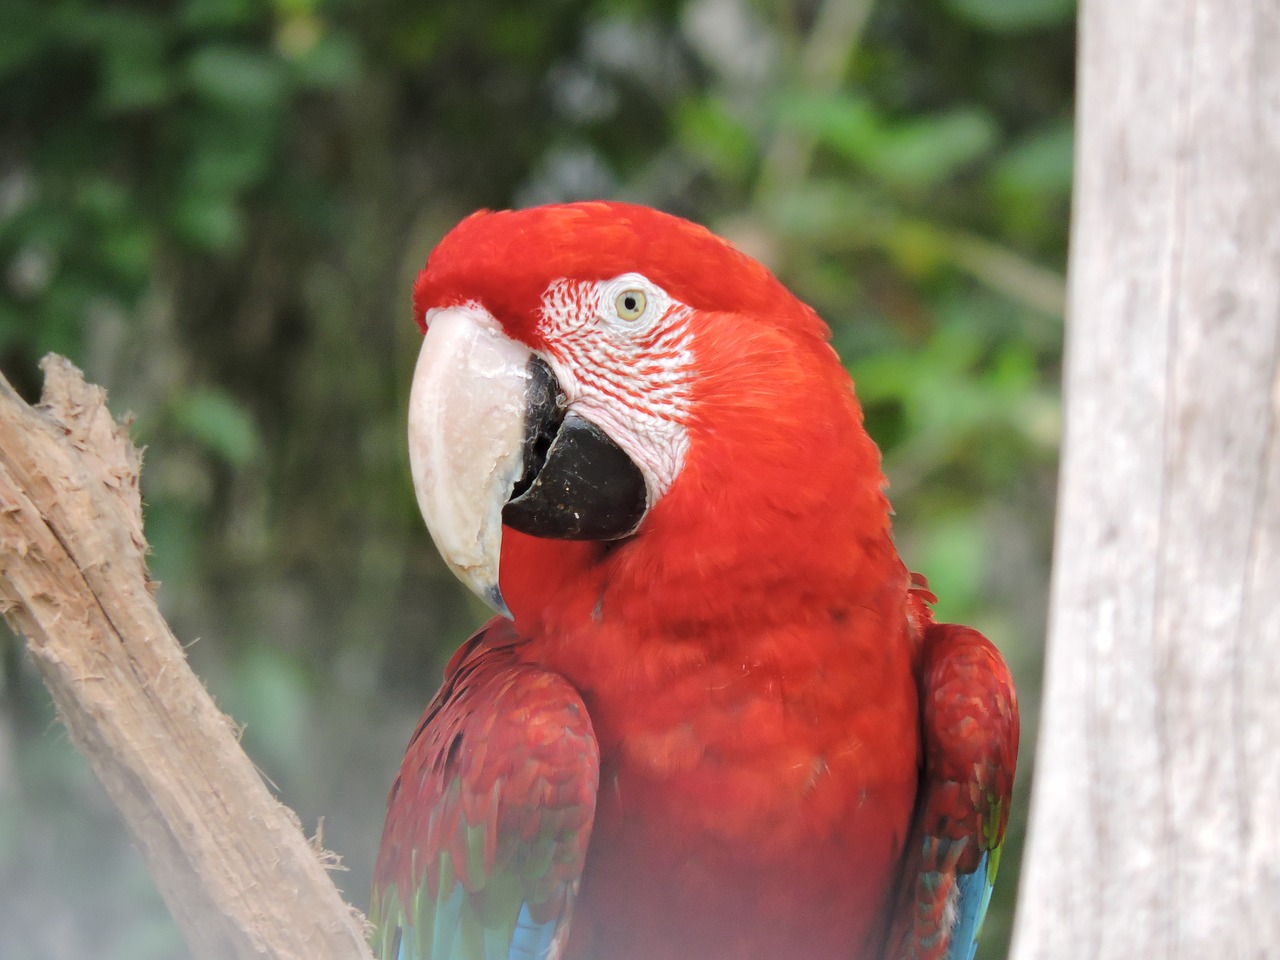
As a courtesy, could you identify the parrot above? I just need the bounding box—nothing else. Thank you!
[371,201,1019,960]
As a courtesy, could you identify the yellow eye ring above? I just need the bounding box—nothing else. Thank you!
[614,288,647,321]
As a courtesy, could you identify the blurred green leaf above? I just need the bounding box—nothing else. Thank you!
[0,303,21,352]
[487,6,554,61]
[102,228,155,283]
[389,10,443,65]
[286,31,360,89]
[783,93,999,189]
[0,3,50,78]
[173,388,261,465]
[676,96,756,184]
[945,0,1075,31]
[172,189,246,251]
[989,120,1074,246]
[187,132,275,194]
[994,119,1074,195]
[74,177,130,222]
[35,279,95,356]
[99,31,171,112]
[181,0,260,30]
[868,110,1000,188]
[273,0,320,17]
[186,44,287,112]
[770,179,885,243]
[915,512,989,622]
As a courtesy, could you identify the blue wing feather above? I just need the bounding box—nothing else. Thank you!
[946,850,995,960]
[509,904,560,960]
[431,884,465,960]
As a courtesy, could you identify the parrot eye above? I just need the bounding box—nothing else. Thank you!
[614,289,647,321]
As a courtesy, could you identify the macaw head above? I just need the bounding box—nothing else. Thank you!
[408,202,893,625]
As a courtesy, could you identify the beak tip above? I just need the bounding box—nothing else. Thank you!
[483,583,514,620]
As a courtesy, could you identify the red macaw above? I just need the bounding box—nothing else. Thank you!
[372,202,1018,960]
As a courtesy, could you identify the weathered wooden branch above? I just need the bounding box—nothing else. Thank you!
[0,356,374,960]
[1011,1,1280,957]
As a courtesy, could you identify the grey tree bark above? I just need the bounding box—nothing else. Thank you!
[1010,2,1280,958]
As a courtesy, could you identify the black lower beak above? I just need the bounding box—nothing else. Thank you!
[501,358,649,540]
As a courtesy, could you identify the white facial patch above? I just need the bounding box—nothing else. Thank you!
[537,273,695,503]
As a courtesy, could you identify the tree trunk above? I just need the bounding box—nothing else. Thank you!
[1010,2,1280,958]
[0,357,376,960]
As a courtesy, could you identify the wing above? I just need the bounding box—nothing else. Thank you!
[885,622,1019,960]
[371,618,600,960]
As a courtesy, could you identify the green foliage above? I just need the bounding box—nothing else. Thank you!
[173,388,262,466]
[0,1,1070,957]
[783,93,1000,190]
[946,0,1075,32]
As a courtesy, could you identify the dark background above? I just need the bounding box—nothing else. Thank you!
[0,0,1072,956]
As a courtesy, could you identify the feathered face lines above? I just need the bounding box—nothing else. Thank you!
[535,273,696,503]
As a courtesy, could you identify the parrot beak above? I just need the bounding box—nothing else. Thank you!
[408,306,648,618]
[408,306,530,616]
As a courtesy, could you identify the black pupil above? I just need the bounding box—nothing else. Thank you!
[623,295,637,312]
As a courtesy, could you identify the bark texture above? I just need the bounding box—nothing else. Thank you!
[1011,2,1280,957]
[0,356,374,960]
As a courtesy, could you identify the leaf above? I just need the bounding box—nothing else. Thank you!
[98,23,172,112]
[769,179,886,243]
[781,93,999,189]
[186,129,275,193]
[779,92,878,161]
[868,110,999,188]
[273,0,321,17]
[180,0,260,30]
[675,95,756,183]
[287,32,361,89]
[993,120,1074,195]
[915,513,989,621]
[172,189,246,252]
[186,44,287,112]
[944,0,1075,32]
[173,388,261,466]
[0,3,50,79]
[989,119,1074,244]
[100,224,155,284]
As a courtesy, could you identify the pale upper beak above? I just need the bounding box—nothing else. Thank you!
[407,306,530,615]
[407,305,648,618]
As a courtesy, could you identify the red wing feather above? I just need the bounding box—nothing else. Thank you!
[883,622,1019,960]
[372,618,600,959]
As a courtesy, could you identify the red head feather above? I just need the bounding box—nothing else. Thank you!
[413,201,827,345]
